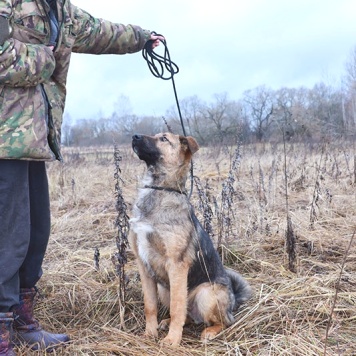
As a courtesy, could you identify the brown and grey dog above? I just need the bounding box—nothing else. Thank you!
[129,132,251,347]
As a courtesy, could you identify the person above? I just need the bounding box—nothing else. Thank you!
[0,1,163,354]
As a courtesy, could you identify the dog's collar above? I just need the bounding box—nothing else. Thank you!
[144,185,186,195]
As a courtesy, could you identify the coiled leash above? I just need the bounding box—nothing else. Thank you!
[142,32,194,198]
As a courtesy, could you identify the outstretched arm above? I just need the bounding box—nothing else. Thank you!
[70,5,163,54]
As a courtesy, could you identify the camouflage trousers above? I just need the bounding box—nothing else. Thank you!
[0,160,50,312]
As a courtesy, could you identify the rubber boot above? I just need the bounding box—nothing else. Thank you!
[0,312,16,356]
[12,288,69,351]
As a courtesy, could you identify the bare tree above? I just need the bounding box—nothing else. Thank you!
[273,87,310,141]
[307,83,344,138]
[243,86,275,141]
[165,95,207,143]
[200,93,243,144]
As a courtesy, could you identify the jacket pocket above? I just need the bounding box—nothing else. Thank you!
[12,5,48,44]
[0,85,55,161]
[13,5,47,34]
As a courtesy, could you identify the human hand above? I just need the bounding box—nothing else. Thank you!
[149,34,165,49]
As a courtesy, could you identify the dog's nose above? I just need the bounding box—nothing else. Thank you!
[133,134,142,141]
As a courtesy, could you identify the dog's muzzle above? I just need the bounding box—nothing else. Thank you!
[132,134,143,154]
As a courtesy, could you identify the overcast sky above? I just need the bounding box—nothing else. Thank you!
[65,0,356,122]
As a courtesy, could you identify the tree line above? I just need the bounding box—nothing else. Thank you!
[62,47,356,147]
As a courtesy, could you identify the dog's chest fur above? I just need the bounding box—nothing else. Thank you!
[129,186,195,286]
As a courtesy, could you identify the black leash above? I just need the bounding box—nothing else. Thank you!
[142,32,194,198]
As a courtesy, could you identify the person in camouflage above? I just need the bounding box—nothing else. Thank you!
[0,0,163,354]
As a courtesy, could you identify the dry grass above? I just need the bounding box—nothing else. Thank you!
[15,141,356,355]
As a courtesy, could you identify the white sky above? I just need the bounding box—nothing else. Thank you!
[65,0,356,121]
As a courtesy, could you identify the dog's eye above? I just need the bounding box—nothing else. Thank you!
[160,136,169,142]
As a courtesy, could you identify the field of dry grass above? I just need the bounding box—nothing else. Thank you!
[15,141,356,355]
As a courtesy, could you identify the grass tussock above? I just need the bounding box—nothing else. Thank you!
[14,141,356,355]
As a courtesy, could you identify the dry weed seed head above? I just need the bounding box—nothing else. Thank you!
[309,144,325,229]
[112,145,130,304]
[162,116,173,133]
[282,130,297,273]
[217,137,242,246]
[71,177,77,204]
[194,176,214,239]
[258,161,267,234]
[94,247,100,271]
[286,216,297,273]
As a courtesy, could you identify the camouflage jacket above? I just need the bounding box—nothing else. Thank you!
[0,0,151,160]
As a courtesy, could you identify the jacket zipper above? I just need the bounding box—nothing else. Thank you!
[38,0,63,161]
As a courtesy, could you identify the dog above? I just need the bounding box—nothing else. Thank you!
[129,132,251,347]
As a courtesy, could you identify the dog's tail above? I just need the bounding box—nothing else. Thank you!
[225,268,252,310]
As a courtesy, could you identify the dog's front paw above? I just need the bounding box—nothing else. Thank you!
[145,323,159,338]
[145,329,158,338]
[161,333,182,347]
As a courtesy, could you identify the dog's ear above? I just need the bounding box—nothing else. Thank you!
[180,136,199,154]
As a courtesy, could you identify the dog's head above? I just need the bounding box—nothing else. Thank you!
[132,132,199,169]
